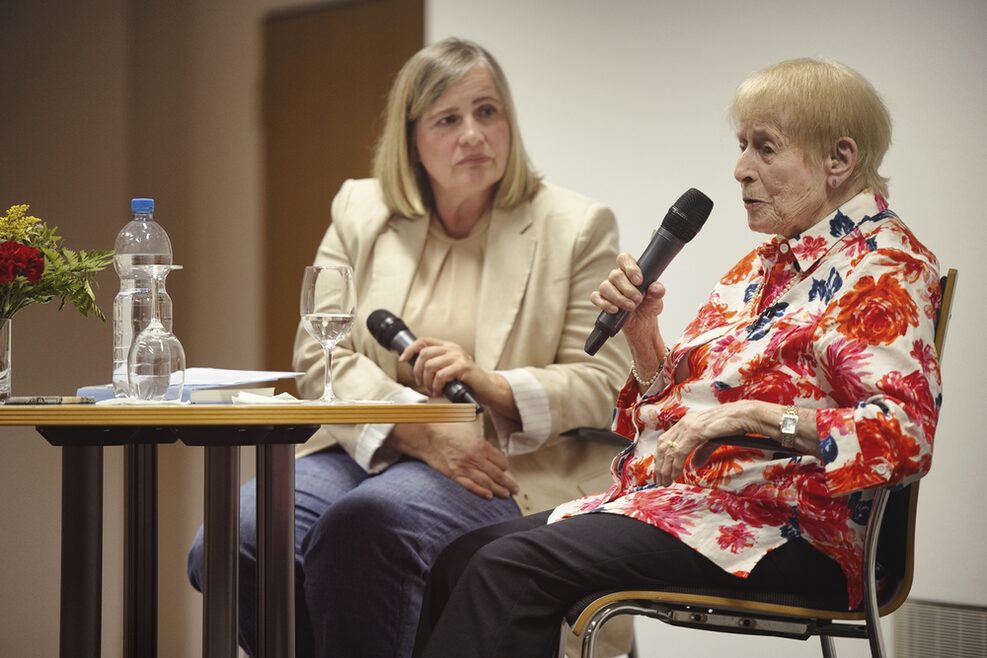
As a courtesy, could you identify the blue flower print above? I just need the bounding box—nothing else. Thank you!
[829,211,856,237]
[809,268,843,303]
[743,282,759,303]
[746,302,788,340]
[820,435,838,463]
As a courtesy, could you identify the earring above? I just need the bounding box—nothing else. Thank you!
[829,176,839,188]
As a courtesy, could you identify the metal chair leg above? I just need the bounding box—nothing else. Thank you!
[820,634,838,658]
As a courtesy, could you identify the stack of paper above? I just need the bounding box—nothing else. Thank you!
[78,368,303,403]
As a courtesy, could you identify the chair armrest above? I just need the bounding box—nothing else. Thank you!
[570,428,798,456]
[708,434,797,455]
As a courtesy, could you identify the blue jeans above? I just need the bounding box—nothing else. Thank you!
[187,446,521,658]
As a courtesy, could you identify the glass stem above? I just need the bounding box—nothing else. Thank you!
[322,345,335,402]
[149,273,161,325]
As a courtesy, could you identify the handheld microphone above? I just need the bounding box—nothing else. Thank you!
[584,188,714,356]
[366,309,483,412]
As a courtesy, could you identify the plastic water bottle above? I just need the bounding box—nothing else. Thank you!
[112,198,173,396]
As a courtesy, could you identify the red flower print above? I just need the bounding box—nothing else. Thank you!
[709,335,746,373]
[877,369,938,440]
[792,235,828,261]
[683,297,732,338]
[717,522,756,553]
[925,279,941,323]
[875,249,927,283]
[797,482,854,545]
[816,408,855,440]
[767,319,818,377]
[857,413,925,481]
[690,446,762,487]
[624,454,655,486]
[622,489,706,538]
[836,273,919,345]
[909,340,940,386]
[720,251,758,285]
[641,400,688,432]
[714,353,799,405]
[820,337,873,406]
[898,224,937,263]
[708,487,791,528]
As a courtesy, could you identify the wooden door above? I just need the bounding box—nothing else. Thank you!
[262,0,424,374]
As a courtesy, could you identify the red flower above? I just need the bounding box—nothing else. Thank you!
[0,240,44,284]
[835,273,919,345]
[792,235,828,261]
[820,337,874,406]
[716,522,756,553]
[877,369,938,440]
[683,297,732,338]
[622,489,706,538]
[714,353,799,405]
[708,487,791,528]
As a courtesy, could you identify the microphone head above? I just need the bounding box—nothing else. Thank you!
[662,188,714,242]
[366,309,408,348]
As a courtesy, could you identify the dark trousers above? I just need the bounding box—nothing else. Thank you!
[414,510,848,658]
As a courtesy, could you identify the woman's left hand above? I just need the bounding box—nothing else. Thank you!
[654,401,762,486]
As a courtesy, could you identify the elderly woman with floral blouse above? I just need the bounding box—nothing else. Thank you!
[412,58,942,658]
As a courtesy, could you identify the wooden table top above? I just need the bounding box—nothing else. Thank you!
[0,402,476,427]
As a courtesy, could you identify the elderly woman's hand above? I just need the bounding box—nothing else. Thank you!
[590,252,666,346]
[653,401,764,486]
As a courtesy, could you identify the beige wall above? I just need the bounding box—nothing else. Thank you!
[0,1,128,656]
[0,0,311,655]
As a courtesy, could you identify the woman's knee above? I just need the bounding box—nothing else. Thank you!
[302,486,409,561]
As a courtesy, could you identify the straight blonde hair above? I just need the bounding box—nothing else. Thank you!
[730,58,892,197]
[373,38,542,218]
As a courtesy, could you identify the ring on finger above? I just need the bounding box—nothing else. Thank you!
[666,439,678,451]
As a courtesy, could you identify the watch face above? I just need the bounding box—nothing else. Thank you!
[781,415,798,434]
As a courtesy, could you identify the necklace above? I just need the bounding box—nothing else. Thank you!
[745,270,802,318]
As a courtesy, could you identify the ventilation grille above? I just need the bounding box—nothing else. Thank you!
[895,598,987,657]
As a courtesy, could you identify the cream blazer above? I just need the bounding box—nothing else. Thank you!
[292,178,630,515]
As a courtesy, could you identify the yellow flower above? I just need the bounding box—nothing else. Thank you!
[0,204,43,242]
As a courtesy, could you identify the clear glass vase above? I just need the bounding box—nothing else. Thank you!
[0,318,10,400]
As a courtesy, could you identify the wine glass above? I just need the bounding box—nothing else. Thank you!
[300,265,356,404]
[128,264,186,401]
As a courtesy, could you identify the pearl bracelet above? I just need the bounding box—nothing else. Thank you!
[630,349,669,389]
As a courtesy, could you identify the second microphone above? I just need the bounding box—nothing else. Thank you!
[366,309,483,412]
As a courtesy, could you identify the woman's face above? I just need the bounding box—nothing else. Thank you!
[414,67,511,206]
[734,121,830,238]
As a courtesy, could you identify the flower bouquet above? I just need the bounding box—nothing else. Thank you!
[0,203,114,397]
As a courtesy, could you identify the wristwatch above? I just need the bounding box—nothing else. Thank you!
[779,405,799,449]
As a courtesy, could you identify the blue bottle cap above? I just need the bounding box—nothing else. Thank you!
[131,198,155,214]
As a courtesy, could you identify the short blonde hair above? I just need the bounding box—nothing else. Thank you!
[373,38,542,218]
[730,58,892,197]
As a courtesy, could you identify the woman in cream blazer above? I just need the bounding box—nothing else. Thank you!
[188,38,629,658]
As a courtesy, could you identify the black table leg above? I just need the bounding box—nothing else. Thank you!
[257,442,295,658]
[60,445,103,658]
[203,444,240,658]
[124,443,157,658]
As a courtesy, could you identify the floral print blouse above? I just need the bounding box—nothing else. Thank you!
[549,192,941,608]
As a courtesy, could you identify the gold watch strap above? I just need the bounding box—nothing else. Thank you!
[779,404,799,449]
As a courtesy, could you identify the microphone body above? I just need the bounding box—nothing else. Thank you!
[585,188,713,356]
[366,310,483,411]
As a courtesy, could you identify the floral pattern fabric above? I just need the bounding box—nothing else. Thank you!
[549,192,941,608]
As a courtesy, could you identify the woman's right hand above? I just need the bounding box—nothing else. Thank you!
[386,423,519,500]
[589,252,666,346]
